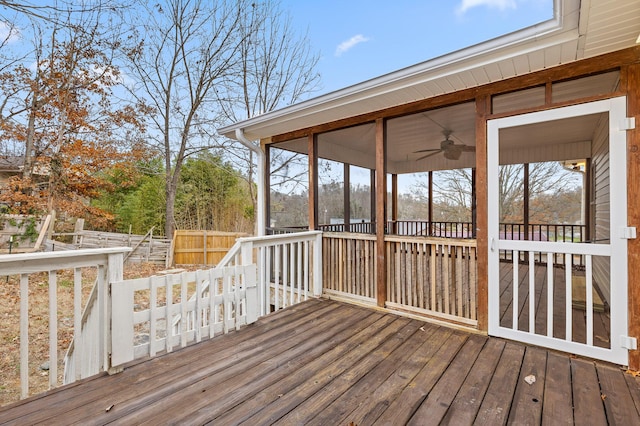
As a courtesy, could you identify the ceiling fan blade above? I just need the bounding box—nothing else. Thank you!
[462,145,476,152]
[416,150,442,161]
[413,148,441,153]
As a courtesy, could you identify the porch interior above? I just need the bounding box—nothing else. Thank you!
[1,298,638,425]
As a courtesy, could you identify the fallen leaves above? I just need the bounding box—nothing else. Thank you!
[626,369,640,378]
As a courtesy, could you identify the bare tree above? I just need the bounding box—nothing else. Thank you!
[216,0,320,214]
[123,0,249,237]
[420,162,582,223]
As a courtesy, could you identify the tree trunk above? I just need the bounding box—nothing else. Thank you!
[165,178,177,238]
[22,95,39,181]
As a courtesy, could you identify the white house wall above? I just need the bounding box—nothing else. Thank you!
[591,112,611,302]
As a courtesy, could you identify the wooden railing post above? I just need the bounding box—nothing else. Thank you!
[313,232,323,297]
[106,252,124,373]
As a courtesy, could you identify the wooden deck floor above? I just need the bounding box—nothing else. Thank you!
[1,298,640,425]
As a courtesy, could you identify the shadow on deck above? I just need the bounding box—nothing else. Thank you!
[1,299,639,425]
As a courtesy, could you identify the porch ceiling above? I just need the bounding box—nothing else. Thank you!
[270,102,606,174]
[218,0,640,147]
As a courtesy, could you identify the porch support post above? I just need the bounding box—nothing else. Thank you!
[375,118,387,307]
[308,133,318,230]
[344,163,351,232]
[391,174,398,234]
[476,95,490,331]
[625,64,640,370]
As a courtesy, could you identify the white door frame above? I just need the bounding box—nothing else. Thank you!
[487,96,629,365]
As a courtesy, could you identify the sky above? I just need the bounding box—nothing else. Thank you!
[280,0,554,96]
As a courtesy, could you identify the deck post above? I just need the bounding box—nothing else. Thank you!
[313,231,323,297]
[308,133,318,230]
[375,118,387,307]
[625,63,640,370]
[106,252,124,374]
[476,95,490,331]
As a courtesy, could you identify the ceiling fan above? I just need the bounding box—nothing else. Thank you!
[414,130,475,161]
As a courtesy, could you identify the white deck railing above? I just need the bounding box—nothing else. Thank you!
[107,231,323,368]
[2,232,323,401]
[216,231,323,316]
[110,264,258,368]
[0,248,130,399]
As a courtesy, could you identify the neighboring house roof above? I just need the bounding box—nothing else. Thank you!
[0,156,50,177]
[218,0,640,142]
[0,156,24,172]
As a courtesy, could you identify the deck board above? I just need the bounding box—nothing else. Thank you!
[1,298,639,425]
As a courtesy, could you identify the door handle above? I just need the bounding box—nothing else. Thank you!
[490,237,496,252]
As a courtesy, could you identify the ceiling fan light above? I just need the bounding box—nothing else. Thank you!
[444,146,462,160]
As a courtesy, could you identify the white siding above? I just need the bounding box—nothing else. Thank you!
[591,114,610,303]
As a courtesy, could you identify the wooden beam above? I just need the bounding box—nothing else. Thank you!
[475,95,490,332]
[375,118,387,308]
[270,46,640,144]
[624,64,640,370]
[308,134,318,230]
[344,163,351,232]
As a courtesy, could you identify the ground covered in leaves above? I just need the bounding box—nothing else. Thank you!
[0,263,170,407]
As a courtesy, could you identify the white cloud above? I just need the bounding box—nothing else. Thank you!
[335,34,370,57]
[0,21,20,44]
[456,0,518,15]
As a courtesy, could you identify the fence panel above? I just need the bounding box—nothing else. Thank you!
[172,230,248,266]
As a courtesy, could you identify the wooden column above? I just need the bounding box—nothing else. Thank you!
[375,118,387,307]
[475,95,490,331]
[308,133,318,230]
[625,64,640,370]
[391,174,398,234]
[344,163,351,232]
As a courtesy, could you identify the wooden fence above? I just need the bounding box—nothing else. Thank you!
[171,230,248,266]
[49,229,171,265]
